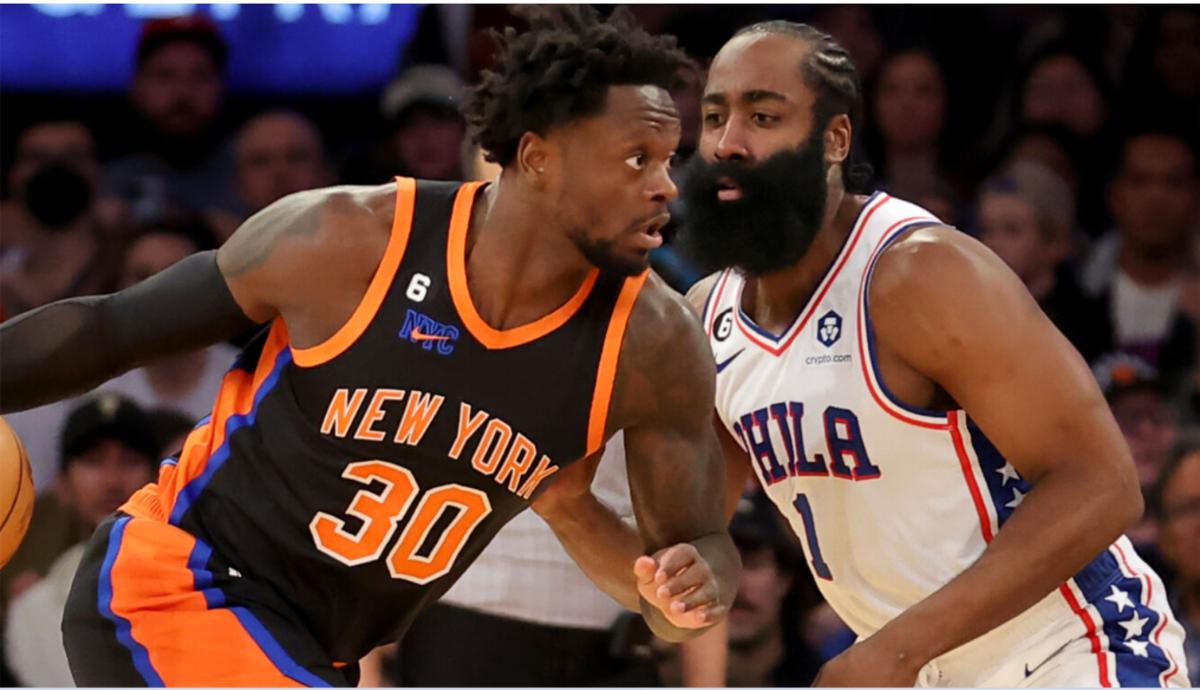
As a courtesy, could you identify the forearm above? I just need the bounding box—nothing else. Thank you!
[542,496,739,642]
[872,466,1139,667]
[1,252,257,413]
[678,619,728,686]
[1,296,118,411]
[541,492,643,611]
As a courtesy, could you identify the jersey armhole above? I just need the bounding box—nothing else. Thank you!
[585,271,650,457]
[291,177,417,368]
[856,220,951,428]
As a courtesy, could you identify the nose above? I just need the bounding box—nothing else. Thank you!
[714,119,751,162]
[647,162,679,205]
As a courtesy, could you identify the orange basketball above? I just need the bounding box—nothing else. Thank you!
[0,416,34,569]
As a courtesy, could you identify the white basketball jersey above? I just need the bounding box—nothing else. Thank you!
[705,192,1188,686]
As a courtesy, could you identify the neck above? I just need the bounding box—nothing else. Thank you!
[464,174,596,330]
[743,185,860,335]
[727,629,785,687]
[144,350,209,400]
[1117,241,1185,287]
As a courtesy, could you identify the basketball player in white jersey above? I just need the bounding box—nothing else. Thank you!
[677,21,1190,687]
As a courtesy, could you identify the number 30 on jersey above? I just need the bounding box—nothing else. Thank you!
[309,460,491,584]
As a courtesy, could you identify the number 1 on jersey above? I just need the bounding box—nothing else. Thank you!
[792,493,833,580]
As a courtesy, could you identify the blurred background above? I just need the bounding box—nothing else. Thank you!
[1,3,1198,687]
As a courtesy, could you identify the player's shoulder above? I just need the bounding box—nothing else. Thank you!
[296,182,398,227]
[608,271,715,432]
[629,271,708,344]
[683,272,724,318]
[872,225,997,301]
[618,271,713,389]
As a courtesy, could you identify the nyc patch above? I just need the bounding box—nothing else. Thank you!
[399,309,459,356]
[817,310,842,348]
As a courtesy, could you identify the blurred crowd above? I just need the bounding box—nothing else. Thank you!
[1,5,1198,687]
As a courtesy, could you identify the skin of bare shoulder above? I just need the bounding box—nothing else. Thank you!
[867,223,1138,491]
[683,272,723,318]
[610,272,716,436]
[216,183,398,345]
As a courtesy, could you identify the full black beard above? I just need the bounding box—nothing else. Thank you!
[679,130,830,276]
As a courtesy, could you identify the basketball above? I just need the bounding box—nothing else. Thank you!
[0,415,34,569]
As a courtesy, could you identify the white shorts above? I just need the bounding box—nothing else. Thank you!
[916,542,1190,687]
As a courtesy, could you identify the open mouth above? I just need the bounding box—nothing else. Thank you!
[635,214,670,250]
[717,176,742,202]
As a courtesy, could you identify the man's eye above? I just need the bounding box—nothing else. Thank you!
[625,154,646,171]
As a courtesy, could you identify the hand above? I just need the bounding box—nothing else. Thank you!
[812,634,924,687]
[635,543,727,630]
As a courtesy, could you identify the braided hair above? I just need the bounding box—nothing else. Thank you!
[733,21,871,191]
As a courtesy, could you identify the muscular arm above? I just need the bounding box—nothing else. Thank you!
[684,273,756,523]
[620,281,740,641]
[841,227,1142,678]
[0,251,255,412]
[1,186,387,413]
[536,274,739,642]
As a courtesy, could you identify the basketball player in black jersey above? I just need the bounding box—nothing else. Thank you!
[0,8,739,686]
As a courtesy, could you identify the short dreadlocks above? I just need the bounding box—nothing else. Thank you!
[466,6,690,167]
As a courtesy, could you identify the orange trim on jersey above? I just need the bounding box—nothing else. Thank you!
[108,519,307,686]
[150,321,291,520]
[586,272,649,456]
[291,177,417,367]
[446,181,601,350]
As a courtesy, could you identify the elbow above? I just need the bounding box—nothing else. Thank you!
[1098,460,1144,536]
[1121,479,1145,533]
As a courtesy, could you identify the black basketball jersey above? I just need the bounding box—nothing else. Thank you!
[128,178,647,662]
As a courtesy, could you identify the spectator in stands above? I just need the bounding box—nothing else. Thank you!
[1020,47,1111,142]
[997,123,1085,210]
[1124,8,1200,129]
[1000,41,1115,232]
[236,111,331,214]
[340,65,467,185]
[207,110,333,241]
[1153,434,1200,686]
[3,395,159,687]
[1095,355,1180,549]
[866,48,959,204]
[810,5,885,84]
[719,490,821,686]
[0,118,123,319]
[977,161,1109,362]
[1081,128,1199,380]
[105,16,240,223]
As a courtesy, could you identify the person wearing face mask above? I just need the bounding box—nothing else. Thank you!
[0,118,124,320]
